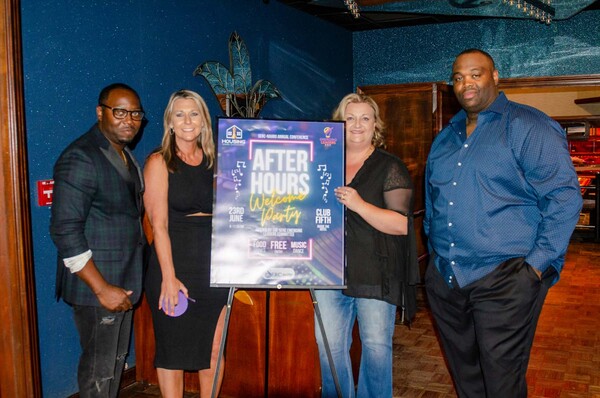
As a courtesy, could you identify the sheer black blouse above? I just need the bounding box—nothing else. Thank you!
[344,148,419,322]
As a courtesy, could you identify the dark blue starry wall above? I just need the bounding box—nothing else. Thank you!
[21,1,352,396]
[354,10,600,86]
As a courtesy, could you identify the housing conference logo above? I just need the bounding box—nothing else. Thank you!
[222,125,246,145]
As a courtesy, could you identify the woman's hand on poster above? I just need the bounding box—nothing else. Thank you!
[159,277,188,316]
[335,186,363,212]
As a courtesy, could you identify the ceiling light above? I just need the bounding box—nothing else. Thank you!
[502,0,555,24]
[343,0,361,19]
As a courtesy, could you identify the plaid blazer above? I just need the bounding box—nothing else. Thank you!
[50,124,145,306]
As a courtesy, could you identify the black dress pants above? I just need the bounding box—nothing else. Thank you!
[425,257,554,398]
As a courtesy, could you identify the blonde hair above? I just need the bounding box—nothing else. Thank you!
[332,93,386,148]
[158,89,215,172]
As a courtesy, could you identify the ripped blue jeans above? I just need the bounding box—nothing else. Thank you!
[73,305,132,398]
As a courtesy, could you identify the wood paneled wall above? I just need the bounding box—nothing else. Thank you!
[358,83,459,273]
[134,290,322,397]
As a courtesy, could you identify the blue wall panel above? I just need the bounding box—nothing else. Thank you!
[21,1,352,396]
[354,10,600,86]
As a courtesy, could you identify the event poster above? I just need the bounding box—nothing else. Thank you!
[211,118,346,288]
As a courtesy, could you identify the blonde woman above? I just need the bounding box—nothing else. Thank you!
[144,90,228,397]
[314,93,418,398]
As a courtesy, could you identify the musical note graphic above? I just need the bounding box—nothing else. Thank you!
[232,161,247,200]
[317,164,332,203]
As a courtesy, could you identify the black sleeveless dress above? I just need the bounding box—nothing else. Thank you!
[145,155,229,370]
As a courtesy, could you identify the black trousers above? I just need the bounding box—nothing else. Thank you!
[425,257,554,398]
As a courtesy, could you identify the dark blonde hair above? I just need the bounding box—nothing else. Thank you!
[332,93,386,148]
[157,89,215,172]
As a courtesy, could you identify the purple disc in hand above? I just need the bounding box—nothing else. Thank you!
[162,290,188,317]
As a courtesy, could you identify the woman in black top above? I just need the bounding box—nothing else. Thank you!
[314,93,418,398]
[144,90,228,397]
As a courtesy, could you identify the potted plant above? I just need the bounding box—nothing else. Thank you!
[194,31,281,118]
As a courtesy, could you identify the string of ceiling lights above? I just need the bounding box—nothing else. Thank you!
[343,0,360,18]
[503,0,555,23]
[342,0,555,24]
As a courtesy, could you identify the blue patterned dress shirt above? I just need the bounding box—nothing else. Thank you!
[424,92,582,288]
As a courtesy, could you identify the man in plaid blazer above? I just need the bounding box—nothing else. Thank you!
[50,83,145,398]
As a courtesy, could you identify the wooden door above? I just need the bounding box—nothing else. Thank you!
[357,83,459,272]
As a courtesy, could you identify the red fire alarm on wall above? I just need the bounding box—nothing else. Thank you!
[37,179,54,206]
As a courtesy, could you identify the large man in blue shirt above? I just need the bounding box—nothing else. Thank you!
[424,49,582,398]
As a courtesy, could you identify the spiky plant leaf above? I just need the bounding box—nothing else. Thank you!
[251,79,282,99]
[193,61,234,95]
[229,31,252,94]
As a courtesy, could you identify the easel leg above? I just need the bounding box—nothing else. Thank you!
[211,287,236,398]
[310,289,343,398]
